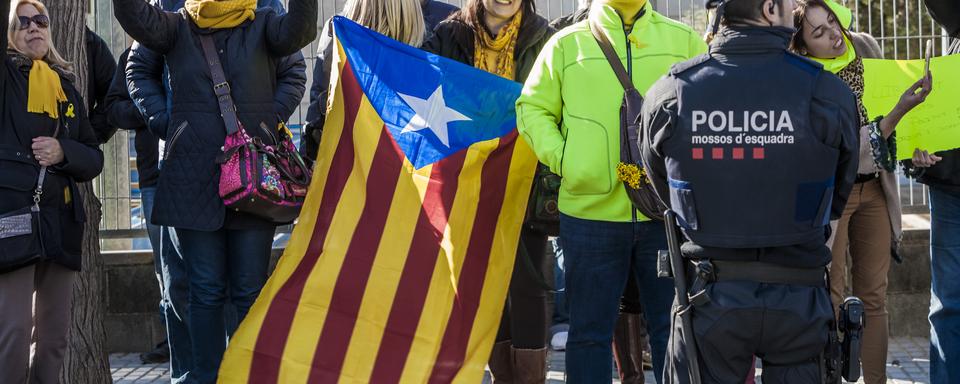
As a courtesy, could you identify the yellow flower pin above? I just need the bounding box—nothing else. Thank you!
[65,103,76,118]
[616,162,651,190]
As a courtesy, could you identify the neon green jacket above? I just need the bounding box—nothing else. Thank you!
[517,3,707,222]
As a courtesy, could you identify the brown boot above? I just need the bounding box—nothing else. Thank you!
[637,313,653,371]
[488,341,513,383]
[511,347,547,384]
[613,312,645,384]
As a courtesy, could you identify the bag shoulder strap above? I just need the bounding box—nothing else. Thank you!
[589,19,635,92]
[199,34,241,135]
[33,106,66,209]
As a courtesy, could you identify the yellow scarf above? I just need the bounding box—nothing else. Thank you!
[27,60,67,119]
[599,0,648,25]
[474,10,523,79]
[185,0,256,29]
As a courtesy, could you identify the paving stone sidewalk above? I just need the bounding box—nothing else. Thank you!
[110,337,931,383]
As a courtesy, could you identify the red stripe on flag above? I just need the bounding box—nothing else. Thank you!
[366,151,468,383]
[306,128,406,384]
[247,62,364,384]
[427,132,520,383]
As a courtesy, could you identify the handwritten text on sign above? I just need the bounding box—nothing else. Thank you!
[862,54,960,160]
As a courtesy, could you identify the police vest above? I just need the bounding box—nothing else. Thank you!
[663,53,838,249]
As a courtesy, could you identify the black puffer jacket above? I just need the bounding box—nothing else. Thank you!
[105,48,159,189]
[125,0,306,138]
[421,0,459,41]
[127,46,307,140]
[112,0,317,231]
[423,12,554,83]
[86,28,117,144]
[549,7,588,30]
[1,0,105,271]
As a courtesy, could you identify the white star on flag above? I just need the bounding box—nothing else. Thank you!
[398,85,472,147]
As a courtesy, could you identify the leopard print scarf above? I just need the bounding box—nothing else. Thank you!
[835,57,868,127]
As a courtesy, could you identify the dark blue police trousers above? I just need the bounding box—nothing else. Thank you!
[664,280,833,384]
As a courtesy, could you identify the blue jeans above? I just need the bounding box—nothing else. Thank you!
[929,186,960,384]
[551,237,569,325]
[176,227,274,384]
[560,214,674,383]
[142,187,192,382]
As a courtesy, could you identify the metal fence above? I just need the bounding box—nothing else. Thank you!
[88,0,946,235]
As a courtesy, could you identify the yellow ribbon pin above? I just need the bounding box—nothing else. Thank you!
[65,103,75,118]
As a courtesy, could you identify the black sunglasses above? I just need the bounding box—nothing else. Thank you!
[18,14,50,30]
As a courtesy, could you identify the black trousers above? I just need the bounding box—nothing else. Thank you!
[495,227,549,349]
[665,280,833,384]
[621,264,643,314]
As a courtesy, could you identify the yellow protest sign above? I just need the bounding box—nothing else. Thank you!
[862,55,960,160]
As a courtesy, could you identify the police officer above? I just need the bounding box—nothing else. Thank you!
[639,0,860,382]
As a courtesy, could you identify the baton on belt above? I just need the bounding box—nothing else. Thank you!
[662,210,703,384]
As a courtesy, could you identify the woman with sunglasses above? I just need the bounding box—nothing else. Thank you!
[0,0,105,382]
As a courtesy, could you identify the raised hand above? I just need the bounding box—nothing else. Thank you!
[896,72,933,114]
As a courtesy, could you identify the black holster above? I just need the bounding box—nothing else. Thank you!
[840,297,865,382]
[820,296,864,384]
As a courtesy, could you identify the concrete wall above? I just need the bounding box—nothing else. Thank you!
[103,250,165,353]
[103,249,284,353]
[103,230,934,353]
[888,229,932,339]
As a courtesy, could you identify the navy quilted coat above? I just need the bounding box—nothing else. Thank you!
[112,0,317,230]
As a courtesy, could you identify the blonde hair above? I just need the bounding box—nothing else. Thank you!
[7,0,72,69]
[342,0,424,47]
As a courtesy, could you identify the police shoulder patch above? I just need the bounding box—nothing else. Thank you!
[669,54,712,76]
[784,52,823,76]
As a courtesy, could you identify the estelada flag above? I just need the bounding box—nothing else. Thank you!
[218,16,538,384]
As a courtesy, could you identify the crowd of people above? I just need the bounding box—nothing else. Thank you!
[0,0,956,383]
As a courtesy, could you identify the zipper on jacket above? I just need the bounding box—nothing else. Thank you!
[623,24,633,81]
[164,121,188,160]
[623,19,639,224]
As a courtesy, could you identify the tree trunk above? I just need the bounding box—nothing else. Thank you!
[46,1,112,383]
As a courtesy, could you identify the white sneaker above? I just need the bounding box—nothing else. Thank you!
[551,331,568,351]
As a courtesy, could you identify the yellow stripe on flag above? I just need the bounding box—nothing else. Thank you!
[453,140,537,383]
[338,161,434,383]
[217,38,352,384]
[276,96,385,383]
[396,140,496,384]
